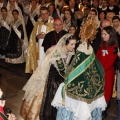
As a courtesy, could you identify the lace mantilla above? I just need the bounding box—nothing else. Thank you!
[23,33,75,101]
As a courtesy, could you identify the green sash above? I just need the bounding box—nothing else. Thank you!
[63,50,104,103]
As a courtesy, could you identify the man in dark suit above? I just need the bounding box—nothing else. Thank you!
[108,0,119,15]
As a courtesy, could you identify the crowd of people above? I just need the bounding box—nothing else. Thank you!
[0,0,120,120]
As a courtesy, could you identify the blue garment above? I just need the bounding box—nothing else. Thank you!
[56,106,102,120]
[91,107,102,120]
[56,107,74,120]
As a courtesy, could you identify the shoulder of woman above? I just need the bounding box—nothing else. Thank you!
[46,46,55,55]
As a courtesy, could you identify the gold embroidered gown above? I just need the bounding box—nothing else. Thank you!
[20,33,75,120]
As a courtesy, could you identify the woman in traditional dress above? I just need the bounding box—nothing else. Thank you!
[25,0,40,40]
[7,0,28,60]
[63,8,77,31]
[87,8,100,28]
[96,26,118,117]
[48,3,59,19]
[5,9,25,64]
[0,7,11,59]
[52,18,107,120]
[20,33,77,120]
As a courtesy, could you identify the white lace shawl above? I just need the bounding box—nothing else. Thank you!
[22,33,75,101]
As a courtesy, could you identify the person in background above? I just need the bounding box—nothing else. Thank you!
[82,0,91,8]
[98,10,106,23]
[74,6,90,40]
[87,8,100,27]
[0,0,8,9]
[68,25,76,35]
[69,0,78,14]
[5,9,25,64]
[48,3,59,19]
[25,6,54,73]
[42,18,67,52]
[106,12,115,25]
[112,15,120,120]
[74,3,84,28]
[25,0,40,40]
[108,0,119,15]
[98,0,109,13]
[91,19,111,54]
[91,0,99,11]
[111,16,120,98]
[7,0,23,17]
[112,15,120,34]
[7,0,28,59]
[63,8,77,31]
[96,26,118,118]
[0,7,11,59]
[0,89,16,120]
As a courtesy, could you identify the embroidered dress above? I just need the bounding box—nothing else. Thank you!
[20,33,75,120]
[63,19,77,32]
[52,42,107,120]
[40,65,64,120]
[5,19,25,64]
[25,5,39,40]
[7,1,28,62]
[0,16,11,57]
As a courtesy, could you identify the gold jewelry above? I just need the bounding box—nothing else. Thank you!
[79,18,98,42]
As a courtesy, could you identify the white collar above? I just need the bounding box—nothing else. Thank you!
[109,6,114,10]
[102,7,107,10]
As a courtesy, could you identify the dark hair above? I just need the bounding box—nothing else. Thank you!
[63,0,69,5]
[64,8,72,16]
[65,35,77,45]
[90,8,98,15]
[112,15,120,21]
[40,6,49,12]
[0,93,7,100]
[12,9,19,15]
[102,26,118,47]
[1,7,7,12]
[63,7,75,22]
[48,3,55,8]
[98,10,106,20]
[69,25,76,30]
[48,3,56,13]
